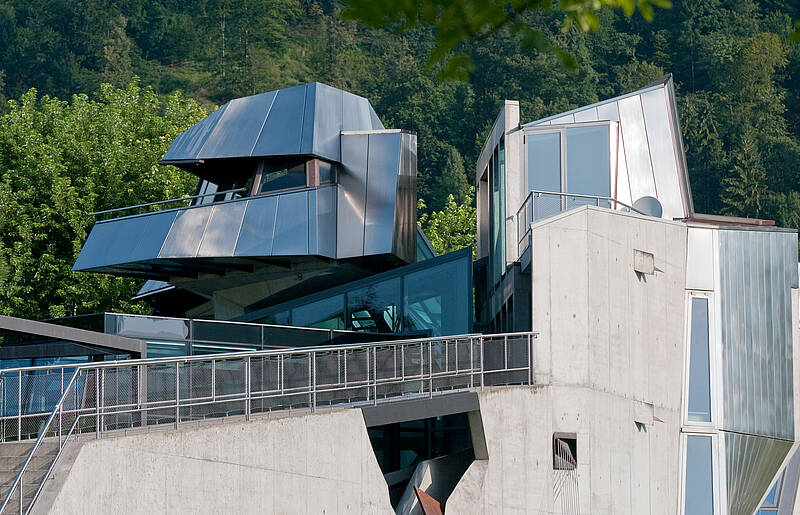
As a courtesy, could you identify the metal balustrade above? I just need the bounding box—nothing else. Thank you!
[515,190,646,257]
[0,331,536,514]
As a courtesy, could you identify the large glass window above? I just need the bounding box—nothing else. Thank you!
[688,296,712,423]
[565,126,610,209]
[256,158,307,193]
[527,132,562,220]
[404,256,469,336]
[292,295,345,330]
[684,435,714,515]
[347,278,401,333]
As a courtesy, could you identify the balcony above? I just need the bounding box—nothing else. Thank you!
[73,185,338,279]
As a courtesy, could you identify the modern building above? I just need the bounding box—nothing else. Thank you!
[0,77,798,515]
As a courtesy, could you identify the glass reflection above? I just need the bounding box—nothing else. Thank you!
[684,435,714,515]
[292,295,345,330]
[347,278,401,333]
[688,297,712,422]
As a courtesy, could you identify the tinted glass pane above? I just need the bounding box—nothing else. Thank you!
[528,132,561,192]
[347,278,401,333]
[565,126,610,201]
[146,341,189,358]
[292,295,345,330]
[490,139,505,284]
[258,159,306,193]
[685,435,714,515]
[191,343,256,355]
[404,257,469,336]
[192,321,261,345]
[116,316,189,340]
[319,160,334,183]
[688,297,712,422]
[527,132,562,221]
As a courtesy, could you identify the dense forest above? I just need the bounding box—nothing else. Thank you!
[0,0,798,318]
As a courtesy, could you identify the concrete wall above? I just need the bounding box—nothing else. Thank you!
[40,410,393,515]
[449,206,688,514]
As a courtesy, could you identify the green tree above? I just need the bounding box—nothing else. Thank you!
[0,80,206,319]
[418,188,477,257]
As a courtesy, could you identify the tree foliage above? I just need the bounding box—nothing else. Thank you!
[0,81,205,318]
[419,188,477,257]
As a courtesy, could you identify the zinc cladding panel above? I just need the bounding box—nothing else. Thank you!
[338,134,368,258]
[158,206,213,258]
[271,190,309,255]
[196,201,247,257]
[617,95,658,200]
[233,195,279,257]
[73,211,177,270]
[364,133,401,256]
[312,83,344,162]
[251,84,309,156]
[197,91,277,159]
[315,185,337,258]
[640,88,686,220]
[719,229,795,440]
[161,104,227,162]
[725,432,793,515]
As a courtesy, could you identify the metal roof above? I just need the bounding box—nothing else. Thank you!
[159,82,384,166]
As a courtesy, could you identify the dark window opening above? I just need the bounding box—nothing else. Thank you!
[255,158,307,193]
[553,433,577,470]
[368,413,474,508]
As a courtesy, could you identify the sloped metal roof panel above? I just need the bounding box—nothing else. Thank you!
[159,82,383,166]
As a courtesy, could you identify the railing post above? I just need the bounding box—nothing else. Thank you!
[311,352,316,413]
[95,369,100,439]
[372,348,377,406]
[17,370,22,441]
[504,335,508,370]
[211,359,216,402]
[246,356,252,420]
[480,338,485,390]
[100,368,105,433]
[470,338,474,388]
[419,343,424,395]
[175,361,180,429]
[428,341,433,398]
[528,333,533,385]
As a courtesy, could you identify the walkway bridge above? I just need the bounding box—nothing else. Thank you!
[0,331,536,514]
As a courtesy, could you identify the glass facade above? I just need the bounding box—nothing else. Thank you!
[244,247,472,337]
[565,126,611,209]
[684,435,714,515]
[688,297,712,422]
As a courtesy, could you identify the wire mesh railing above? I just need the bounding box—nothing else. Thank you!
[515,190,646,257]
[0,331,536,514]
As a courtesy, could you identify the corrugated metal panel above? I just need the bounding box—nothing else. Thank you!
[719,229,796,440]
[725,432,792,515]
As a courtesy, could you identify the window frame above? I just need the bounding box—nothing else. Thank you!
[251,158,339,196]
[682,290,717,428]
[678,431,724,515]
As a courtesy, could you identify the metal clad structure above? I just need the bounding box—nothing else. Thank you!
[338,133,369,258]
[725,432,793,515]
[718,228,797,440]
[159,82,384,166]
[525,75,691,220]
[364,132,401,256]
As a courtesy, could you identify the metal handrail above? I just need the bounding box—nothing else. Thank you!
[88,187,248,216]
[515,190,649,255]
[0,367,82,514]
[0,331,537,514]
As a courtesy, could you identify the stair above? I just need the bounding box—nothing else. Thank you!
[0,440,59,513]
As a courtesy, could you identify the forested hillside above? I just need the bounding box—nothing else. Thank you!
[0,0,798,318]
